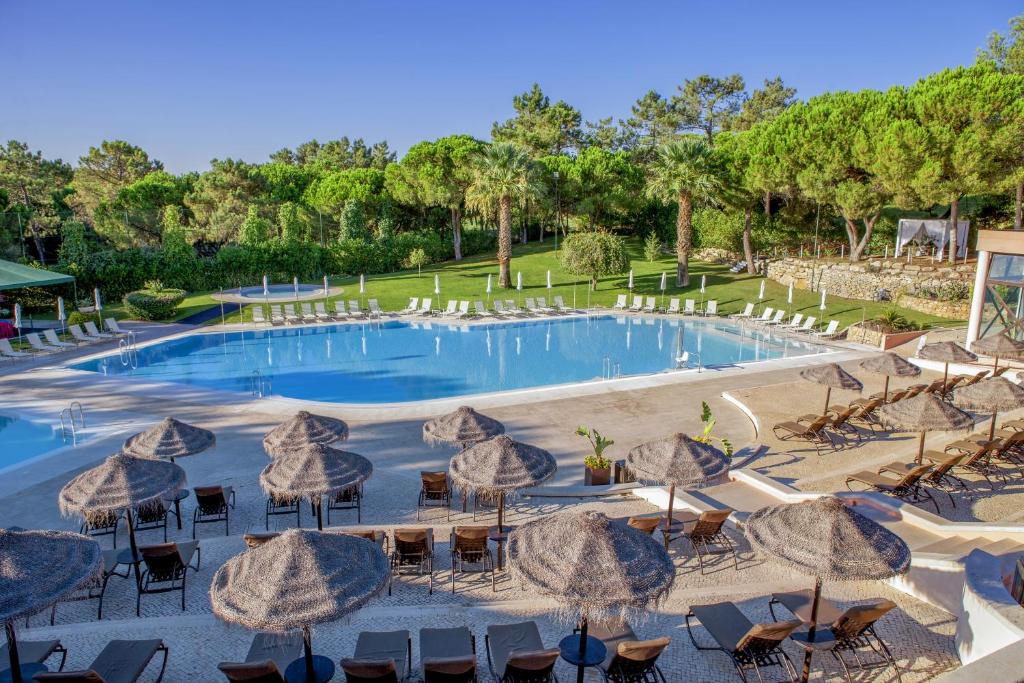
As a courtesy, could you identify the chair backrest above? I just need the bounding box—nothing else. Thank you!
[506,299,516,308]
[421,471,448,493]
[421,298,432,311]
[84,510,119,532]
[408,297,418,310]
[690,508,732,539]
[141,543,185,580]
[285,304,296,314]
[475,302,486,313]
[350,300,362,311]
[135,500,166,524]
[902,386,923,399]
[44,329,64,344]
[525,298,536,308]
[790,313,803,326]
[494,300,506,312]
[218,660,287,683]
[445,300,457,313]
[831,405,858,425]
[823,320,839,334]
[458,301,469,313]
[736,620,802,655]
[676,299,687,312]
[336,301,347,312]
[453,526,489,555]
[504,649,559,680]
[645,297,655,308]
[998,431,1024,454]
[627,517,660,535]
[394,529,428,556]
[25,333,45,349]
[607,638,671,678]
[105,318,120,332]
[802,316,816,329]
[84,321,103,336]
[760,307,773,320]
[897,463,933,490]
[772,309,785,322]
[195,486,228,513]
[253,307,266,320]
[69,324,88,339]
[887,390,909,403]
[632,295,643,307]
[315,302,327,313]
[706,300,718,315]
[830,600,896,641]
[302,303,313,314]
[422,656,475,683]
[615,294,626,307]
[806,415,831,432]
[339,658,399,683]
[553,296,565,307]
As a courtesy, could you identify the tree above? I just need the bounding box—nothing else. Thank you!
[619,90,679,158]
[568,147,644,230]
[0,140,73,262]
[238,205,271,246]
[581,117,623,151]
[270,137,395,170]
[559,231,630,290]
[646,138,724,286]
[185,159,268,242]
[384,135,483,259]
[278,201,308,243]
[672,74,746,144]
[100,170,187,246]
[716,131,760,273]
[303,168,387,218]
[72,140,161,221]
[468,143,542,288]
[338,200,369,241]
[727,77,797,132]
[491,84,582,156]
[405,247,428,276]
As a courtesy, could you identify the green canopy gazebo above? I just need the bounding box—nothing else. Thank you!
[0,260,75,291]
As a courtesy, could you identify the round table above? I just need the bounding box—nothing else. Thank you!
[0,663,47,683]
[284,654,334,683]
[558,633,607,667]
[166,489,190,530]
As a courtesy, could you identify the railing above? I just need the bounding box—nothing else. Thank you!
[250,370,272,398]
[58,402,85,443]
[118,334,138,369]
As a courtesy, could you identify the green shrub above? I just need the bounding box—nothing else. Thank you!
[643,231,661,261]
[559,231,630,290]
[67,310,101,327]
[123,288,187,320]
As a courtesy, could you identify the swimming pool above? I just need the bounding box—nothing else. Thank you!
[72,315,829,404]
[1,413,74,471]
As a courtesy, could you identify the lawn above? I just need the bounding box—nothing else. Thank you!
[196,239,957,330]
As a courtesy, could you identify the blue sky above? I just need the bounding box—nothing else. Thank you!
[2,1,1020,172]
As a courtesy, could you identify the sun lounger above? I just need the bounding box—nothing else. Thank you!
[473,301,491,317]
[389,528,434,594]
[450,526,495,593]
[136,541,200,615]
[84,321,114,339]
[493,300,512,317]
[440,300,457,318]
[729,260,747,273]
[612,294,628,311]
[553,295,572,313]
[813,320,841,338]
[590,619,670,683]
[314,302,331,321]
[628,295,643,312]
[69,324,101,343]
[772,414,838,456]
[417,298,433,315]
[643,297,657,313]
[369,299,384,319]
[753,307,774,324]
[505,300,524,316]
[663,508,737,573]
[104,318,130,337]
[845,463,938,513]
[26,332,61,353]
[300,303,316,321]
[769,591,901,681]
[524,297,539,314]
[686,601,800,683]
[780,313,804,329]
[333,301,349,320]
[218,631,303,683]
[730,303,754,320]
[795,316,816,333]
[402,297,419,314]
[418,471,451,521]
[0,639,67,674]
[878,454,968,507]
[270,305,285,325]
[193,485,234,538]
[283,304,300,323]
[486,621,557,683]
[251,306,268,325]
[348,301,366,318]
[0,338,32,359]
[420,627,476,683]
[704,300,718,316]
[536,297,555,314]
[44,329,78,348]
[34,639,169,683]
[341,630,412,683]
[675,299,688,315]
[763,309,786,326]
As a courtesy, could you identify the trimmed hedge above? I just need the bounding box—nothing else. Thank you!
[123,288,187,320]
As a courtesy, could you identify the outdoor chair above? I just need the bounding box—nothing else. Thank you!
[685,601,801,683]
[217,631,303,683]
[810,405,862,444]
[730,303,754,319]
[417,471,452,521]
[813,320,841,338]
[368,299,384,318]
[907,377,945,395]
[389,528,434,595]
[486,621,558,683]
[343,629,412,683]
[768,591,901,682]
[643,297,657,313]
[845,463,939,513]
[283,304,299,323]
[627,516,661,535]
[844,398,885,433]
[441,300,458,317]
[50,548,122,623]
[418,298,433,315]
[764,309,786,326]
[270,305,285,325]
[132,500,169,543]
[26,332,60,353]
[252,306,268,325]
[581,618,670,683]
[455,300,471,318]
[0,339,32,360]
[193,485,234,538]
[553,295,571,312]
[536,297,555,314]
[754,307,774,324]
[43,329,78,348]
[326,483,362,524]
[402,297,419,314]
[664,508,737,573]
[704,300,718,316]
[33,639,169,683]
[420,627,477,683]
[343,529,389,554]
[1002,417,1024,432]
[69,324,100,343]
[953,370,988,388]
[928,446,1008,490]
[505,300,524,315]
[781,313,803,329]
[794,316,815,333]
[1,640,67,674]
[948,430,1024,467]
[83,321,114,339]
[104,318,130,337]
[865,388,908,404]
[315,302,332,321]
[349,300,366,318]
[266,493,301,529]
[629,295,643,312]
[450,526,495,593]
[301,303,316,321]
[474,301,490,317]
[136,541,200,615]
[612,294,628,310]
[80,510,121,547]
[878,454,968,508]
[669,298,682,314]
[493,300,511,317]
[772,415,838,456]
[334,300,350,320]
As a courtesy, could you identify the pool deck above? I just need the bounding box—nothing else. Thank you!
[1,313,1017,681]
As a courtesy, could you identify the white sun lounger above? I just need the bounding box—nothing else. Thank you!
[348,301,366,318]
[730,302,754,319]
[301,303,317,321]
[780,313,803,329]
[525,298,540,314]
[441,300,457,317]
[629,295,643,312]
[764,309,786,326]
[704,300,719,316]
[0,338,31,359]
[104,318,130,337]
[536,297,556,314]
[283,304,300,323]
[753,307,774,323]
[69,324,101,343]
[270,305,286,325]
[25,332,60,353]
[333,301,349,320]
[402,297,419,314]
[368,299,383,318]
[84,321,114,339]
[505,300,525,316]
[44,329,78,348]
[553,295,572,313]
[453,301,470,318]
[796,316,816,333]
[668,298,682,314]
[813,320,841,338]
[474,301,491,317]
[612,294,628,311]
[315,302,331,321]
[252,306,268,325]
[493,300,512,317]
[417,298,433,315]
[643,297,657,313]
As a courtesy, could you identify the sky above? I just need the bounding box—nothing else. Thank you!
[2,1,1020,173]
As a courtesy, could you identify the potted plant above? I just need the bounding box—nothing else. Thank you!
[693,402,733,456]
[576,425,614,485]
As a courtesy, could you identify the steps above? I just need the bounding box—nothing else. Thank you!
[916,535,1024,560]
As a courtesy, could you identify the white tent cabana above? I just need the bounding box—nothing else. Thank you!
[895,219,968,258]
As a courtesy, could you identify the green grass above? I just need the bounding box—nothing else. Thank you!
[203,239,957,330]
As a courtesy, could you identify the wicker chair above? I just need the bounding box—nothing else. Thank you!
[417,472,452,521]
[450,526,495,593]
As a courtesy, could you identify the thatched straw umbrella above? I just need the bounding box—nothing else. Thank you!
[625,434,730,548]
[59,452,186,581]
[918,341,978,396]
[1,529,102,683]
[121,417,215,462]
[874,392,974,464]
[951,378,1024,441]
[507,510,674,683]
[859,353,921,402]
[422,406,504,449]
[449,435,556,533]
[259,443,372,530]
[799,363,863,414]
[745,497,910,683]
[264,411,349,458]
[971,333,1024,372]
[211,529,388,683]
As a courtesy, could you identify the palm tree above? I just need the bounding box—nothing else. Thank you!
[468,143,542,288]
[646,138,724,286]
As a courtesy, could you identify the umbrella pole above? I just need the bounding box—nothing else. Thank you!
[990,411,998,442]
[316,499,323,531]
[5,621,23,683]
[917,431,926,465]
[800,576,823,683]
[126,511,142,585]
[664,484,676,549]
[994,355,999,373]
[576,616,589,683]
[942,362,949,397]
[498,492,504,533]
[823,386,831,415]
[302,625,315,683]
[883,376,890,403]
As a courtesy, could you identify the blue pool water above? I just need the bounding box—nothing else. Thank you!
[72,316,828,404]
[1,413,72,471]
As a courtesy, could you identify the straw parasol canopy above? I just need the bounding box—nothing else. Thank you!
[626,434,730,548]
[211,529,388,681]
[971,333,1024,371]
[121,417,215,461]
[875,393,974,464]
[919,341,978,396]
[259,443,372,530]
[1,529,103,683]
[263,411,349,458]
[422,406,504,448]
[449,435,556,531]
[799,363,863,414]
[745,497,910,683]
[859,353,921,401]
[951,377,1024,441]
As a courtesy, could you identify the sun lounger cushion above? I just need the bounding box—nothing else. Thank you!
[354,630,410,681]
[588,619,638,669]
[422,655,476,677]
[216,660,285,683]
[846,471,902,491]
[505,649,559,673]
[487,621,544,677]
[690,602,798,653]
[420,626,472,661]
[38,639,165,683]
[339,659,397,682]
[0,639,61,668]
[771,590,845,625]
[245,632,303,673]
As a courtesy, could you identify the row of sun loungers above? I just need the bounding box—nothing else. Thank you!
[0,319,129,361]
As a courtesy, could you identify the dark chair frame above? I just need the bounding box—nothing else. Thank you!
[136,543,201,616]
[667,509,737,574]
[685,607,800,683]
[132,500,169,543]
[193,486,235,538]
[80,510,121,547]
[450,527,495,593]
[327,483,362,524]
[389,529,433,595]
[417,471,452,522]
[266,493,301,530]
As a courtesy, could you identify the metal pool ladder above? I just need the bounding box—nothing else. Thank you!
[250,370,272,398]
[118,332,138,369]
[58,401,85,444]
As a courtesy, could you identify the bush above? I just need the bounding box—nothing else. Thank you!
[123,288,187,320]
[559,231,630,290]
[67,310,101,327]
[643,231,662,261]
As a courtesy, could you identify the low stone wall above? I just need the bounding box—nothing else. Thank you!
[766,257,973,318]
[694,248,741,264]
